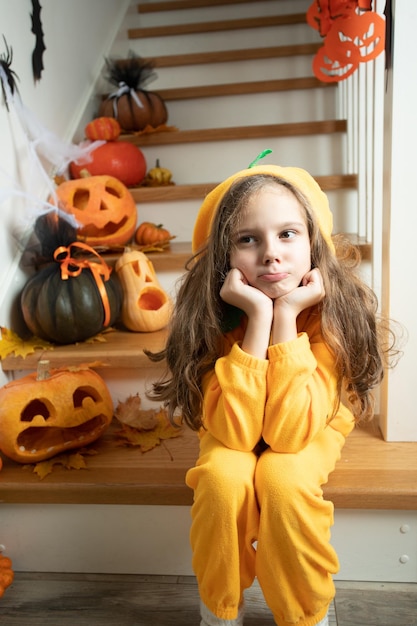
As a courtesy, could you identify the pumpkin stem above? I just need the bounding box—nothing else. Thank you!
[37,359,50,381]
[155,158,160,167]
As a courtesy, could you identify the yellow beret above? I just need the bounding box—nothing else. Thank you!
[192,164,334,253]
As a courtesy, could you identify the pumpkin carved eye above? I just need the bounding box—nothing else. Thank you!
[21,399,51,422]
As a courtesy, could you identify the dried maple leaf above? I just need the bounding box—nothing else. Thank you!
[115,394,159,430]
[0,327,54,360]
[115,409,182,452]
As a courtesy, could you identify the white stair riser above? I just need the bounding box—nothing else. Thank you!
[164,89,337,129]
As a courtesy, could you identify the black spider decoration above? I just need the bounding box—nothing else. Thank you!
[0,36,20,111]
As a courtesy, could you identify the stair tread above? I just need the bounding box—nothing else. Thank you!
[139,0,281,13]
[156,77,334,101]
[148,43,323,68]
[130,175,358,203]
[123,120,347,146]
[1,420,416,509]
[128,13,307,38]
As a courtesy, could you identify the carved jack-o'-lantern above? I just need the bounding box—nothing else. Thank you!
[0,363,114,463]
[51,175,137,248]
[115,250,172,332]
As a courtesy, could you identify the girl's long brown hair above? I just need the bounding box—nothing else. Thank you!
[147,175,395,430]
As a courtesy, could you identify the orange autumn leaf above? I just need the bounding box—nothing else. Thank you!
[115,409,182,452]
[0,327,54,360]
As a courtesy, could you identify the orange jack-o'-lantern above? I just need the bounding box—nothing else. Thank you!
[115,250,172,332]
[51,175,137,248]
[0,363,114,463]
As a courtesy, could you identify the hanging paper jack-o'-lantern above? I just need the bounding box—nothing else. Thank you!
[0,361,114,464]
[115,249,173,332]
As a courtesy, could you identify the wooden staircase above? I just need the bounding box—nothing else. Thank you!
[1,0,416,581]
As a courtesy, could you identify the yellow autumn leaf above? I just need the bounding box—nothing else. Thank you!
[115,409,182,452]
[0,327,54,360]
[31,451,90,479]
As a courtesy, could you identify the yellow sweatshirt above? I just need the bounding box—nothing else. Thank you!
[201,307,355,453]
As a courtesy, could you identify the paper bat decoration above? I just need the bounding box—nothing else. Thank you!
[31,0,46,82]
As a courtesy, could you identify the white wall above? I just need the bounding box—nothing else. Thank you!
[379,0,417,441]
[0,0,130,387]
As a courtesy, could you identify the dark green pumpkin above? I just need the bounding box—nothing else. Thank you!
[21,262,122,344]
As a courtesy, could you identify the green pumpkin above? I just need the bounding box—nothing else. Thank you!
[21,261,122,344]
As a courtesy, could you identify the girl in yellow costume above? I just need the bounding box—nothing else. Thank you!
[148,156,392,626]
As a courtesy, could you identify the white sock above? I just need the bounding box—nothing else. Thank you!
[200,600,245,626]
[316,611,329,626]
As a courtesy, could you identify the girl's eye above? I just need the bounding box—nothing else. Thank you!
[237,234,256,245]
[281,230,296,239]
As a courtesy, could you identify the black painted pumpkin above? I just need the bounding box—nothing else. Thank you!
[99,53,168,132]
[21,245,122,344]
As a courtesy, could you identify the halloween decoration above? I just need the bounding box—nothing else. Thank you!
[31,0,46,82]
[53,175,138,247]
[115,249,172,332]
[135,222,172,246]
[0,361,114,463]
[69,141,147,187]
[0,553,14,598]
[21,242,122,344]
[85,117,121,141]
[142,159,173,186]
[0,37,19,110]
[307,1,385,82]
[99,53,168,132]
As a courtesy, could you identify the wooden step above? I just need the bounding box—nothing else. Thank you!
[1,419,416,510]
[123,120,347,147]
[148,43,322,68]
[128,14,307,38]
[156,77,333,102]
[139,0,280,13]
[130,175,358,203]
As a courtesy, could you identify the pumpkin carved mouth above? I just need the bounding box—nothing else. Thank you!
[16,414,109,455]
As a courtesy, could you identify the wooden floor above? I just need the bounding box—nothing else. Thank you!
[2,573,416,625]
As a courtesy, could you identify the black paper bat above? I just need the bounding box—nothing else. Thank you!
[31,0,46,82]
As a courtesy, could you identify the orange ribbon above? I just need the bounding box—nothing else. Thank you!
[53,242,112,327]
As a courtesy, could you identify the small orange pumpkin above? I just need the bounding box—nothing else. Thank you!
[0,364,114,464]
[51,175,137,248]
[85,117,121,141]
[0,554,14,598]
[135,222,171,246]
[115,250,172,332]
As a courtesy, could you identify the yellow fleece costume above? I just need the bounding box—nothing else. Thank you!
[186,165,355,626]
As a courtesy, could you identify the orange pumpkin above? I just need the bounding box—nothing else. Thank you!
[115,250,172,332]
[0,554,14,598]
[135,222,171,246]
[69,141,147,188]
[0,364,114,464]
[51,175,137,248]
[85,117,121,141]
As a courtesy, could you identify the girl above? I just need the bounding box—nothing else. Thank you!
[148,161,390,626]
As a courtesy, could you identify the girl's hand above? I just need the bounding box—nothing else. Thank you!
[274,267,325,316]
[220,268,273,358]
[271,268,325,345]
[220,268,273,320]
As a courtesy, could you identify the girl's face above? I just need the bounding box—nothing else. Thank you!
[229,184,312,299]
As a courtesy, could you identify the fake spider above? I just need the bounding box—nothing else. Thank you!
[0,36,20,111]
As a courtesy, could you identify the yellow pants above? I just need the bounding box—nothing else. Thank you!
[186,425,348,626]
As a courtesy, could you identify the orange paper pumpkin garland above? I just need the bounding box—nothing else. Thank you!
[307,1,385,82]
